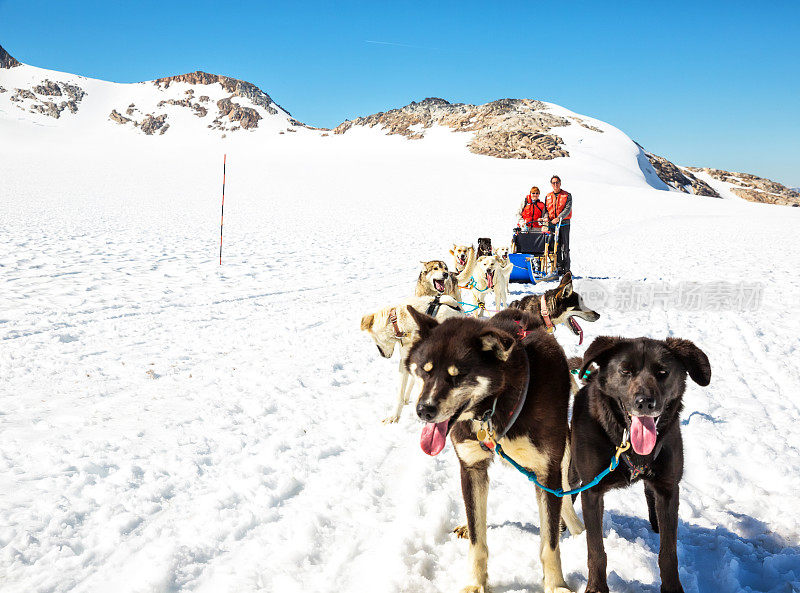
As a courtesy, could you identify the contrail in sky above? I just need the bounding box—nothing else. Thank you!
[364,40,441,51]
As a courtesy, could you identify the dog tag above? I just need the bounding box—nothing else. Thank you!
[476,428,488,441]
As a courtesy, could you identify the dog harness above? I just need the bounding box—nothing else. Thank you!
[620,439,663,480]
[424,295,462,317]
[387,308,407,343]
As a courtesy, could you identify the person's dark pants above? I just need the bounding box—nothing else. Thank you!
[548,223,570,273]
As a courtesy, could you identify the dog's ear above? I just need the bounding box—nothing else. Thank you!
[478,328,515,361]
[557,272,573,298]
[580,335,626,377]
[360,313,375,332]
[665,338,711,386]
[406,305,438,339]
[449,246,456,256]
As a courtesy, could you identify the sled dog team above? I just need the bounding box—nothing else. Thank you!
[360,244,710,593]
[413,244,514,314]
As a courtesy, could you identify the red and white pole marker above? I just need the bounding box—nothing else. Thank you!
[219,154,226,265]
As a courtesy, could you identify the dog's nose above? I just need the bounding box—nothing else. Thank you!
[633,395,657,413]
[416,402,438,422]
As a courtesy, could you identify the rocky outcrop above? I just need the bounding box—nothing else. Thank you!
[334,97,572,160]
[11,89,36,101]
[140,114,169,135]
[109,109,133,125]
[470,130,568,160]
[108,109,169,135]
[156,96,208,118]
[685,167,800,206]
[216,97,261,129]
[33,80,62,96]
[641,150,720,197]
[568,116,604,133]
[153,71,280,115]
[8,80,86,118]
[10,80,86,119]
[0,44,21,68]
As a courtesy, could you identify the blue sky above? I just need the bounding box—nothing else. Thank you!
[1,0,798,185]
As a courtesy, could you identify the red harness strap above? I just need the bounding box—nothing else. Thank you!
[513,319,532,339]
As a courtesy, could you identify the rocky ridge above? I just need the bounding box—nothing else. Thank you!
[640,148,720,197]
[153,71,281,116]
[108,71,311,134]
[0,44,20,68]
[334,97,579,160]
[685,167,800,206]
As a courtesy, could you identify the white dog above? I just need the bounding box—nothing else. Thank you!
[360,295,465,423]
[469,255,499,317]
[450,244,476,274]
[493,247,514,309]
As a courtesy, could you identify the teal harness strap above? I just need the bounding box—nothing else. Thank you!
[493,442,620,498]
[463,277,492,293]
[457,301,481,313]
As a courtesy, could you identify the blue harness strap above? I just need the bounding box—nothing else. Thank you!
[493,442,620,497]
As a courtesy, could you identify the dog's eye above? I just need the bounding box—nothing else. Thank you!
[619,368,632,377]
[656,369,669,379]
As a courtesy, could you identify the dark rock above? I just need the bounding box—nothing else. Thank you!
[109,109,133,125]
[685,167,800,206]
[30,101,62,118]
[216,97,261,129]
[0,44,21,68]
[640,149,720,197]
[140,114,168,135]
[33,80,62,96]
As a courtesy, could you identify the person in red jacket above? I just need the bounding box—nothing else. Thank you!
[518,186,547,230]
[544,175,572,274]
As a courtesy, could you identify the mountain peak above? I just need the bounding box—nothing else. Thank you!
[0,44,21,68]
[152,71,288,116]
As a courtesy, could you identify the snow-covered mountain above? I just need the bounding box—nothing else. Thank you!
[0,44,308,139]
[2,42,798,206]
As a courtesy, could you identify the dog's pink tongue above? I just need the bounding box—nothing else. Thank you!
[487,272,494,289]
[630,416,657,455]
[420,420,449,456]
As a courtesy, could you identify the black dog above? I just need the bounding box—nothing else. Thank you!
[406,307,583,593]
[570,336,711,593]
[510,273,600,343]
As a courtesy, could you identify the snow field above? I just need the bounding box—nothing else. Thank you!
[1,108,799,592]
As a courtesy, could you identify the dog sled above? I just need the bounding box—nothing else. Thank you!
[508,222,561,284]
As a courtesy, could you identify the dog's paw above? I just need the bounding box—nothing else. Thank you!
[459,585,487,593]
[452,525,469,539]
[548,587,574,593]
[382,415,400,424]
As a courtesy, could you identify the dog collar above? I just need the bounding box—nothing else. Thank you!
[540,294,555,333]
[477,363,530,450]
